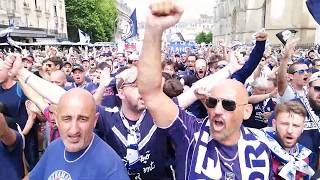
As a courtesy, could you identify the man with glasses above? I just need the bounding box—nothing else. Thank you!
[278,38,311,103]
[294,72,320,171]
[137,1,272,179]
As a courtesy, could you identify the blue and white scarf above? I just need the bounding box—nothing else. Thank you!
[248,127,314,180]
[188,119,271,179]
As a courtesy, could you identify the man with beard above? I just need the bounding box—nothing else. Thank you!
[248,101,315,179]
[4,49,247,179]
[295,72,320,170]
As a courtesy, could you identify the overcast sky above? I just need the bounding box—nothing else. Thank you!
[123,0,214,22]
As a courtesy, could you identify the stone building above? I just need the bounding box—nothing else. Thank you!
[212,0,318,45]
[0,0,68,42]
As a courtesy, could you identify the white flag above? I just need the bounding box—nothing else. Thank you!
[78,29,90,43]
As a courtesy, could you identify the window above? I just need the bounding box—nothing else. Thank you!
[25,14,29,27]
[54,5,57,16]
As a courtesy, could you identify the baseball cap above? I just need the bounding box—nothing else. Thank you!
[72,64,84,72]
[309,71,320,83]
[22,55,34,63]
[63,61,72,67]
[115,67,138,89]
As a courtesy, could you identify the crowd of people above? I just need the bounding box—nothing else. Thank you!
[1,0,320,179]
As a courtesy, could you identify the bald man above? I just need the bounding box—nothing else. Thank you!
[28,89,129,180]
[137,0,272,179]
[50,70,67,88]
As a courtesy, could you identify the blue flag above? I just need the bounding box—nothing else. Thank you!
[306,0,320,25]
[121,8,138,41]
[130,8,138,38]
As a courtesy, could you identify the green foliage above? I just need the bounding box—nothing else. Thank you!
[206,32,213,44]
[195,32,213,44]
[65,0,118,42]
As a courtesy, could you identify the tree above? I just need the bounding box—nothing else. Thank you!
[65,0,118,42]
[195,32,207,44]
[195,32,213,44]
[206,32,213,44]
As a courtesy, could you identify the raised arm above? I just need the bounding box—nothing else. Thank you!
[277,38,298,96]
[92,68,114,105]
[177,51,245,109]
[0,113,16,146]
[4,54,66,104]
[231,32,267,83]
[138,0,183,128]
[18,80,48,112]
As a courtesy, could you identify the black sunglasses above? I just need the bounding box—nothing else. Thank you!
[312,86,320,92]
[205,97,246,111]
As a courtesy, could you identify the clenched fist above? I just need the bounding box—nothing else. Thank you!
[146,0,184,32]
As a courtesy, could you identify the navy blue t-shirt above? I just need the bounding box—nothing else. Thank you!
[0,130,24,180]
[169,106,272,179]
[29,134,129,180]
[244,98,275,129]
[0,83,28,129]
[95,106,175,180]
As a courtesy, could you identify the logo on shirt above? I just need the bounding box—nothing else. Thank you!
[225,172,235,180]
[48,170,72,180]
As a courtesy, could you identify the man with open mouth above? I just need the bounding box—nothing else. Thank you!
[137,0,272,179]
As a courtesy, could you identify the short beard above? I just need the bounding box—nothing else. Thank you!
[308,96,320,112]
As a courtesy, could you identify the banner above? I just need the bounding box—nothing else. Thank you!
[168,41,196,54]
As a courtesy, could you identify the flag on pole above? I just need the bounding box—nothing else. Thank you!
[121,8,138,41]
[130,8,138,38]
[306,0,320,25]
[276,30,297,45]
[78,29,90,43]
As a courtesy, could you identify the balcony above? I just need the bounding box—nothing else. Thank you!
[7,9,14,17]
[23,2,31,14]
[36,6,42,17]
[45,9,50,18]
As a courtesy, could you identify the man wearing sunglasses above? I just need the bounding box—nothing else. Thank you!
[277,38,320,172]
[137,1,272,179]
[278,38,311,103]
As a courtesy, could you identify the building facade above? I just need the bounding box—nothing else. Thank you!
[0,0,67,42]
[212,0,318,45]
[164,14,215,42]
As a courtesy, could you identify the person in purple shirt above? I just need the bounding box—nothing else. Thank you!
[137,1,272,179]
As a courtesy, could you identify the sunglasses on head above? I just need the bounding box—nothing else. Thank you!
[205,97,246,111]
[293,69,312,75]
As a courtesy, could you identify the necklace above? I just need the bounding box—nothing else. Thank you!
[64,134,95,163]
[215,147,239,161]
